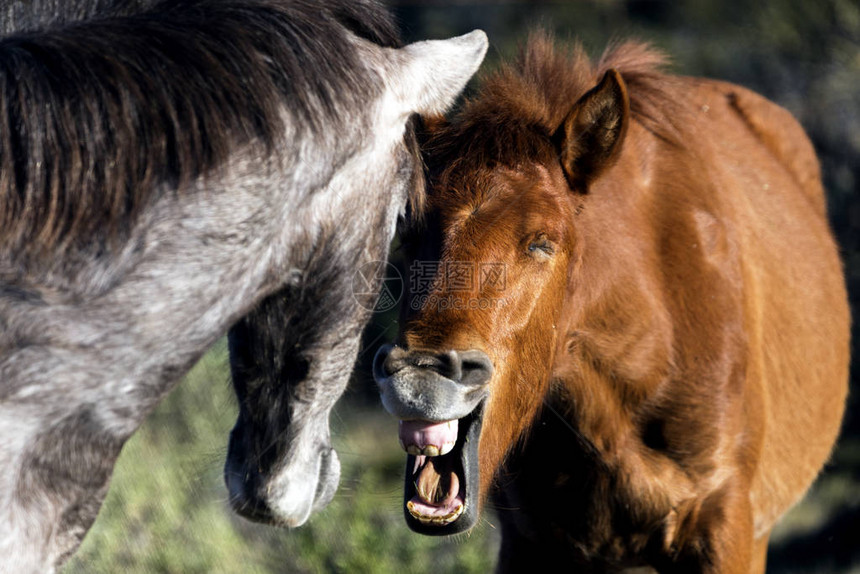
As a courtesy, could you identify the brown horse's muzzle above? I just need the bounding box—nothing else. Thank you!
[373,344,492,534]
[373,344,492,421]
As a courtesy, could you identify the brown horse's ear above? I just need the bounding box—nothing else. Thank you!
[553,69,629,191]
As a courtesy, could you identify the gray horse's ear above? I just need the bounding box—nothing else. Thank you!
[553,69,630,192]
[389,30,488,117]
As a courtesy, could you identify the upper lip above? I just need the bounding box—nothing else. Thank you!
[373,344,491,422]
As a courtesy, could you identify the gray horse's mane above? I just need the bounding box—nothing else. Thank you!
[0,0,400,254]
[1,0,154,32]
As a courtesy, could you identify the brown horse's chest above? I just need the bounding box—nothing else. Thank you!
[492,410,680,569]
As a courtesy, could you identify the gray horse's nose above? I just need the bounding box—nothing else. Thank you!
[374,344,493,388]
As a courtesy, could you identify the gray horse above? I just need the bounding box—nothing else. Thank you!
[0,0,487,571]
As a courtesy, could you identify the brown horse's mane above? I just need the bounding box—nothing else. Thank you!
[423,31,682,193]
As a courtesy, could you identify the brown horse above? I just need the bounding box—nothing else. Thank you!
[374,33,850,573]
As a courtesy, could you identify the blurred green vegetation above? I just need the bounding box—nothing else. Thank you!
[63,341,499,574]
[66,1,860,572]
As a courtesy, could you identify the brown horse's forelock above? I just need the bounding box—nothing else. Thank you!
[420,32,683,204]
[0,0,405,256]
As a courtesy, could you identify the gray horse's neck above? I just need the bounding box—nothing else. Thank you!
[0,149,333,571]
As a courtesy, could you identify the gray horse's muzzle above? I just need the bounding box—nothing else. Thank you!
[224,418,340,528]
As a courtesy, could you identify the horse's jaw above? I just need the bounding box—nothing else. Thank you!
[399,401,485,535]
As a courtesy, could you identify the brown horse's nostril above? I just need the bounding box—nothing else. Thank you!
[457,350,493,387]
[374,344,403,379]
[374,344,492,387]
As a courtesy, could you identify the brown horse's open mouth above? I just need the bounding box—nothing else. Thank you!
[397,402,484,535]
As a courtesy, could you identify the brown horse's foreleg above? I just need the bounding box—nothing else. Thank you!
[662,482,755,574]
[749,532,770,574]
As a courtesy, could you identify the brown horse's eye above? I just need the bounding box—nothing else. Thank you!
[527,234,555,257]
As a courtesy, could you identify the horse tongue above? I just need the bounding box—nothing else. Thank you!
[399,419,458,456]
[415,455,460,507]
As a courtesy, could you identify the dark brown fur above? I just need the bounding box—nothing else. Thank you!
[399,32,849,573]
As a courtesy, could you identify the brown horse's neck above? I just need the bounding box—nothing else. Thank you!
[553,130,675,459]
[489,136,683,563]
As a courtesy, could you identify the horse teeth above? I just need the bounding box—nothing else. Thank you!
[404,442,456,457]
[406,500,465,525]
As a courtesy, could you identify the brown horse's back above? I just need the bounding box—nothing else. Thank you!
[680,79,849,534]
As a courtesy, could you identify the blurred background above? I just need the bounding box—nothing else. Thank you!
[63,1,859,572]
